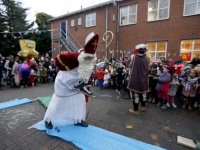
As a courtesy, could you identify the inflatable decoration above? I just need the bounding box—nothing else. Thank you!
[17,39,39,64]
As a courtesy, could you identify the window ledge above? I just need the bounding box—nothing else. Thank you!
[183,14,200,17]
[85,25,96,28]
[120,23,137,27]
[147,18,169,23]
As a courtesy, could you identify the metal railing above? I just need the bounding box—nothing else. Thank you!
[52,28,82,53]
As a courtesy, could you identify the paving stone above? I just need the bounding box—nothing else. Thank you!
[0,83,199,150]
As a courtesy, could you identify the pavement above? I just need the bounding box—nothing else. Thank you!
[0,82,200,150]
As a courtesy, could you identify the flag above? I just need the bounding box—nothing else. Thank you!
[24,31,28,35]
[44,30,46,33]
[38,31,41,34]
[18,32,21,36]
[31,31,34,35]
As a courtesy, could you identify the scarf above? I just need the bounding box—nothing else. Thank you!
[187,76,198,85]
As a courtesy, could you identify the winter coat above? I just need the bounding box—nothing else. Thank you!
[96,70,107,80]
[156,73,171,92]
[0,58,3,79]
[168,76,179,96]
[149,70,157,87]
[116,67,124,80]
[43,62,51,70]
[41,69,47,77]
[4,61,18,76]
[182,77,197,97]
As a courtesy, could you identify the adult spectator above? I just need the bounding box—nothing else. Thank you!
[0,53,3,89]
[174,56,182,65]
[116,63,125,94]
[43,58,51,70]
[4,57,18,89]
[110,56,115,63]
[189,57,200,67]
[45,54,51,62]
[15,56,22,64]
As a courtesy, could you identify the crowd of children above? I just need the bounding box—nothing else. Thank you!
[91,56,200,112]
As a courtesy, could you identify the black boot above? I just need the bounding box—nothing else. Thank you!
[45,121,53,129]
[74,120,88,127]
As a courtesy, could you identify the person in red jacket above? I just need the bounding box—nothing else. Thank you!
[96,68,107,89]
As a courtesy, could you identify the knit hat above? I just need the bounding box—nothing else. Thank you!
[164,65,172,71]
[184,66,191,71]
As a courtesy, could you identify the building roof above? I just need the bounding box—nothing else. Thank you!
[48,0,114,22]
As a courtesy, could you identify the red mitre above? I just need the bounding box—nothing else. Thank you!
[84,34,99,54]
[55,52,79,71]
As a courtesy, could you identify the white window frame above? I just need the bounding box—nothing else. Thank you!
[120,4,137,26]
[71,19,74,27]
[85,12,96,27]
[180,39,200,61]
[113,13,115,22]
[147,41,168,61]
[147,0,170,22]
[183,0,200,16]
[78,17,82,25]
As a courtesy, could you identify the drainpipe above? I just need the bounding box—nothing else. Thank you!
[116,1,119,60]
[106,5,108,60]
[51,21,54,59]
[59,41,61,55]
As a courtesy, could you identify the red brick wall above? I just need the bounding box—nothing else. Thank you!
[118,0,200,60]
[52,4,118,60]
[51,0,200,61]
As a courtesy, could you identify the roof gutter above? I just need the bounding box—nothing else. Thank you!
[48,0,113,22]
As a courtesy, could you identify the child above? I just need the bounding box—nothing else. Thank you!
[167,70,179,108]
[96,68,107,89]
[155,66,172,109]
[110,71,116,89]
[176,66,191,101]
[29,65,36,87]
[103,70,110,88]
[182,69,199,110]
[41,67,47,83]
[49,66,54,83]
[148,64,158,103]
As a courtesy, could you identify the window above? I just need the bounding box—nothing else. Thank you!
[180,39,200,61]
[61,51,68,54]
[113,13,115,22]
[184,0,200,16]
[78,18,82,25]
[71,19,74,27]
[86,13,96,27]
[120,4,137,26]
[147,42,167,61]
[148,0,170,21]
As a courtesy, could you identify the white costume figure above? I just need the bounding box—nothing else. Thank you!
[44,32,99,129]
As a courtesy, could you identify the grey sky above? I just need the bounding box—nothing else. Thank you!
[20,0,109,28]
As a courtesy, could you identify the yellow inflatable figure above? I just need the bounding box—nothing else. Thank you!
[17,39,39,62]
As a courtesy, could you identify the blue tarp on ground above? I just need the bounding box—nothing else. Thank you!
[33,121,166,150]
[0,98,33,110]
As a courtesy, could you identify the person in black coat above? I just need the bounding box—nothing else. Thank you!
[0,53,3,89]
[116,63,125,94]
[43,58,51,71]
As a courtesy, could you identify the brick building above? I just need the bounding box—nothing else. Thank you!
[49,0,200,62]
